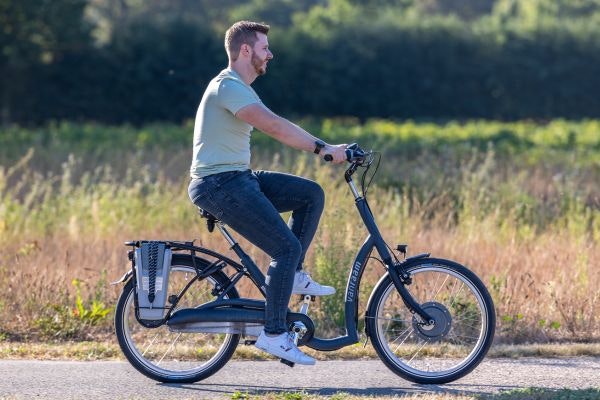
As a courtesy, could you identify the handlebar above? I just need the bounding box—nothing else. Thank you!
[324,143,367,163]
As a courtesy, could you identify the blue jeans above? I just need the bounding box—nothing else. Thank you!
[188,169,325,334]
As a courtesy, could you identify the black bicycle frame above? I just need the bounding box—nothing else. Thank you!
[159,163,433,351]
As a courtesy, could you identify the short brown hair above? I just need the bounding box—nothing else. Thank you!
[225,21,270,61]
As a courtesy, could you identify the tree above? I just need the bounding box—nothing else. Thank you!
[0,0,92,125]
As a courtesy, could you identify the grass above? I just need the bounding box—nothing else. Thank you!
[224,390,600,400]
[481,388,600,400]
[2,341,600,361]
[0,119,598,343]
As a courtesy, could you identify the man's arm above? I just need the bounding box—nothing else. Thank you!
[236,103,347,163]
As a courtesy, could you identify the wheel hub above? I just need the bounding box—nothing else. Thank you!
[412,302,452,341]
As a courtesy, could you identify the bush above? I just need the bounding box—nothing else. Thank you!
[5,2,600,124]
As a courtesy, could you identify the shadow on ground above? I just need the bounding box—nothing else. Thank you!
[161,383,600,399]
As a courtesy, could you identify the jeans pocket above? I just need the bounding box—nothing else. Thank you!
[188,179,211,205]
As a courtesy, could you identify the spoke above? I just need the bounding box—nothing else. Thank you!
[429,272,443,301]
[392,327,415,353]
[432,273,450,301]
[142,333,161,357]
[445,278,462,304]
[449,282,466,307]
[383,313,393,335]
[407,339,429,364]
[388,323,413,344]
[373,315,410,323]
[157,332,182,365]
[451,321,481,332]
[452,314,481,323]
[385,329,415,333]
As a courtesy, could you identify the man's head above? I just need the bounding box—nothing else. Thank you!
[225,21,272,76]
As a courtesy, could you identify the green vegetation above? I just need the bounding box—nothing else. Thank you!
[485,388,600,400]
[32,278,111,340]
[4,0,600,124]
[2,340,600,361]
[1,118,599,169]
[0,119,597,343]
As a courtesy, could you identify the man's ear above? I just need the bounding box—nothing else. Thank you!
[241,43,250,57]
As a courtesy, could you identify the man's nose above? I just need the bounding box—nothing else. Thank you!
[267,50,273,60]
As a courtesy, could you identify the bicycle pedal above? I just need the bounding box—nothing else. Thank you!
[280,358,295,368]
[243,340,257,345]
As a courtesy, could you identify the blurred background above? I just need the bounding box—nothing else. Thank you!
[3,0,600,124]
[0,0,598,346]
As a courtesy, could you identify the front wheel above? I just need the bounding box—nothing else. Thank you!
[366,258,495,384]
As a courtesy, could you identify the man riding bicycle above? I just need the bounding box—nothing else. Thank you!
[188,21,348,365]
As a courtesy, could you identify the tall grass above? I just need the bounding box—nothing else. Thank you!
[0,120,598,342]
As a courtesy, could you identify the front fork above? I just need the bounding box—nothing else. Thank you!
[388,257,434,325]
[346,174,434,325]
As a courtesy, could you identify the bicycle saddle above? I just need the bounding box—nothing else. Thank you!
[198,207,218,232]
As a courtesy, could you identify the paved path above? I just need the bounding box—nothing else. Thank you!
[1,358,599,399]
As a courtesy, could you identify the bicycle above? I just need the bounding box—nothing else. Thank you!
[113,144,496,385]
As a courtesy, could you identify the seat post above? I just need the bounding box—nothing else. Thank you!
[217,223,237,246]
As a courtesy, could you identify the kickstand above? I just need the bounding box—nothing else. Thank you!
[280,358,295,368]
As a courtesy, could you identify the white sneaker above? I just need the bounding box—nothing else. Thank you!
[255,331,316,365]
[292,271,336,296]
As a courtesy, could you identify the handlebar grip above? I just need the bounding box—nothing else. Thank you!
[324,144,364,163]
[345,144,366,162]
[345,148,352,161]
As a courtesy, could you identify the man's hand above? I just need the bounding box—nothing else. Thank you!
[322,144,348,164]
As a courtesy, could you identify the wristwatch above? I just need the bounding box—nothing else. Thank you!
[314,140,326,154]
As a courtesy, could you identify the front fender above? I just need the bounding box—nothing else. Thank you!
[364,273,391,338]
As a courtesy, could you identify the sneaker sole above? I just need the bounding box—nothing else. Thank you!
[291,290,336,296]
[255,344,316,365]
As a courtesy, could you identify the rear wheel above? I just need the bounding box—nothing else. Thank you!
[367,258,495,384]
[115,254,239,383]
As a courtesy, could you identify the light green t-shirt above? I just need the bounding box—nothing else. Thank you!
[190,68,261,178]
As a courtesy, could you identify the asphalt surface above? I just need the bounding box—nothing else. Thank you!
[1,358,599,399]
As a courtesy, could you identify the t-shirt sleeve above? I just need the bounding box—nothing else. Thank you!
[218,79,260,115]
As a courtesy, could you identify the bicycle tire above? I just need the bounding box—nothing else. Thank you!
[115,254,240,383]
[366,257,495,384]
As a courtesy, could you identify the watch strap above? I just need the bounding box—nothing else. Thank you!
[314,140,326,154]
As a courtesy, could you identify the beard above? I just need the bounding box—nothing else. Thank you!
[251,52,267,76]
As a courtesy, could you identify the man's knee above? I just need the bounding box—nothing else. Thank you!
[309,182,325,208]
[274,236,302,262]
[288,237,303,260]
